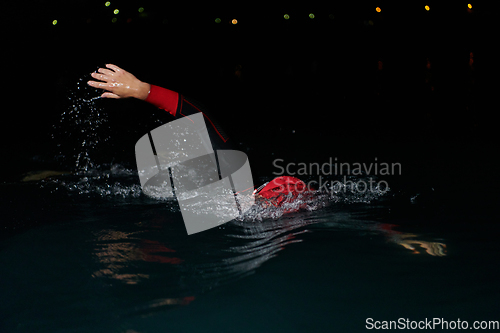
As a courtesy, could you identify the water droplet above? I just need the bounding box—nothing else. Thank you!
[52,74,111,172]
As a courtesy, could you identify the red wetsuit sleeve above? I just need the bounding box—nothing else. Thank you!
[144,84,179,116]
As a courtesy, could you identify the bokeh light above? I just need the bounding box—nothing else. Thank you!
[43,4,485,27]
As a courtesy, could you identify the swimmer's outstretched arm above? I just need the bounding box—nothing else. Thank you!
[87,64,179,116]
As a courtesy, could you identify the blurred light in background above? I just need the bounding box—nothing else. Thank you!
[41,3,489,28]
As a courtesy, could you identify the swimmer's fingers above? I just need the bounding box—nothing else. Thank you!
[97,68,116,79]
[101,92,120,99]
[98,64,125,79]
[90,73,110,83]
[88,81,125,99]
[105,64,123,73]
[87,80,121,99]
[87,80,113,89]
[95,83,121,98]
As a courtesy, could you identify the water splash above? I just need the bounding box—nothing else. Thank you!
[82,96,102,103]
[40,163,144,199]
[52,75,110,172]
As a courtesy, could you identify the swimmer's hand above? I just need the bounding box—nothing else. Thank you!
[87,64,150,100]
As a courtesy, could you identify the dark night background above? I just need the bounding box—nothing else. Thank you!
[2,1,499,201]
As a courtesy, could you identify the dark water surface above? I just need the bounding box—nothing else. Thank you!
[2,132,499,332]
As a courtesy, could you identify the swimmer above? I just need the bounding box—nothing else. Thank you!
[80,67,448,255]
[87,64,316,209]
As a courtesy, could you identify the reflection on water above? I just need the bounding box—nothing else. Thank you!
[1,163,451,331]
[376,223,447,256]
[85,201,447,319]
[19,168,448,297]
[395,233,447,256]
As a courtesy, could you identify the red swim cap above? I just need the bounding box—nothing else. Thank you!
[254,176,308,199]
